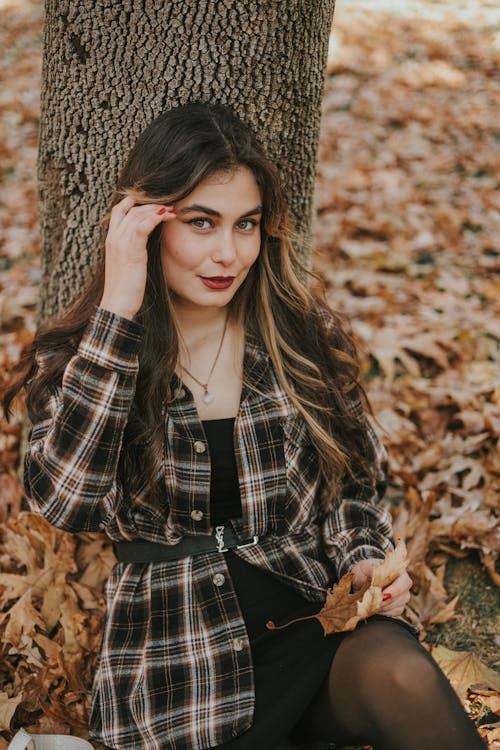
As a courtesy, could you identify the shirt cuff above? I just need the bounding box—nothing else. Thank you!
[77,306,144,375]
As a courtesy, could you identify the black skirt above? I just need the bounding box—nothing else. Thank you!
[216,551,343,750]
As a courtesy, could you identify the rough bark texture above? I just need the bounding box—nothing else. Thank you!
[38,0,336,321]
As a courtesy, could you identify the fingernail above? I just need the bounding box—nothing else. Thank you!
[157,207,167,215]
[383,593,392,601]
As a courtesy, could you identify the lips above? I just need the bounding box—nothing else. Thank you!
[200,276,235,290]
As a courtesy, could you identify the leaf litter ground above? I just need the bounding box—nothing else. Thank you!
[0,0,499,748]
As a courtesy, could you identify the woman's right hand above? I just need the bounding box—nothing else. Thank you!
[98,196,176,320]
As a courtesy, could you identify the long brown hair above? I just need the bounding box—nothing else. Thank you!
[3,101,375,512]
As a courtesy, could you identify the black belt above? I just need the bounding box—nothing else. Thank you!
[113,525,260,563]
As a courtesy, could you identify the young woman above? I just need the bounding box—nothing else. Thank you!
[4,102,483,750]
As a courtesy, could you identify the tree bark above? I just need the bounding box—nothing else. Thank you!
[38,0,336,321]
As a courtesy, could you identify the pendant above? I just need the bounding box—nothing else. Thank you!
[202,389,215,405]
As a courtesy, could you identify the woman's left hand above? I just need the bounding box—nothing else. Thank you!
[350,558,412,617]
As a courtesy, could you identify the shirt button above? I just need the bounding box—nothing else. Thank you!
[190,509,204,521]
[193,440,206,454]
[232,638,245,652]
[212,573,225,587]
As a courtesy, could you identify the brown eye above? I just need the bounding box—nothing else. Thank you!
[237,219,259,231]
[189,218,212,229]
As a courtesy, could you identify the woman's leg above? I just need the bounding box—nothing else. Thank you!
[292,617,485,750]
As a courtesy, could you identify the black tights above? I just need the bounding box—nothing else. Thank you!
[292,618,485,750]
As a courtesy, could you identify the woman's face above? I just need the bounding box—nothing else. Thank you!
[161,166,262,313]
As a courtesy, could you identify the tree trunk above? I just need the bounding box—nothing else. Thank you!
[38,0,336,321]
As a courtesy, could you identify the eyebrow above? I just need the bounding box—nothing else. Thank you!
[177,204,263,218]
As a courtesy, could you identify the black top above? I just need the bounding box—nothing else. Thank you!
[202,417,243,525]
[202,416,315,640]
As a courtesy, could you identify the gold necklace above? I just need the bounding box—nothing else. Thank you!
[180,314,229,405]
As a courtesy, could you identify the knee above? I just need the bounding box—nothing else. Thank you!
[331,621,450,713]
[369,648,444,705]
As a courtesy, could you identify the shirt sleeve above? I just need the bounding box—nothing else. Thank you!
[23,306,144,533]
[315,304,394,577]
[321,406,394,578]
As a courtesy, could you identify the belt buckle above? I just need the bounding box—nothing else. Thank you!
[215,526,228,553]
[236,535,259,550]
[214,526,259,552]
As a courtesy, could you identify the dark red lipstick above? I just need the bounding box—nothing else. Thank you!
[200,276,235,290]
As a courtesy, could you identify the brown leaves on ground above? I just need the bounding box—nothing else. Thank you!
[0,512,111,740]
[432,645,500,702]
[431,645,500,749]
[468,685,500,749]
[267,541,407,635]
[314,4,499,741]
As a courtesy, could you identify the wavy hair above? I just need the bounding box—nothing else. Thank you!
[2,101,375,512]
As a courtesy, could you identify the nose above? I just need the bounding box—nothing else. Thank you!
[212,229,237,265]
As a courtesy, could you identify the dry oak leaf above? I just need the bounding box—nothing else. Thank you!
[431,646,500,702]
[0,512,77,629]
[407,564,458,629]
[2,588,46,646]
[7,632,44,668]
[0,691,23,731]
[267,542,408,636]
[75,533,116,592]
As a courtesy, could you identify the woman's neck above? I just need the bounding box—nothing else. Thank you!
[172,301,230,349]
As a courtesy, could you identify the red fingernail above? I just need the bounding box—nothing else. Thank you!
[157,207,167,215]
[383,593,392,601]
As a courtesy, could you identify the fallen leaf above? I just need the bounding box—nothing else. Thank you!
[407,564,457,630]
[0,691,23,731]
[0,474,23,523]
[428,594,460,625]
[477,722,500,748]
[468,685,500,716]
[431,646,500,701]
[480,554,500,587]
[2,588,46,646]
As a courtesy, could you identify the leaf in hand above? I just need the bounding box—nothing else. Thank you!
[267,542,408,636]
[318,575,370,633]
[267,572,383,636]
[317,576,384,634]
[371,539,408,589]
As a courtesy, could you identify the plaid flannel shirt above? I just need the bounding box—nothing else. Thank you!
[24,306,393,750]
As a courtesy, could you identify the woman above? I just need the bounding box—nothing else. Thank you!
[4,102,483,750]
